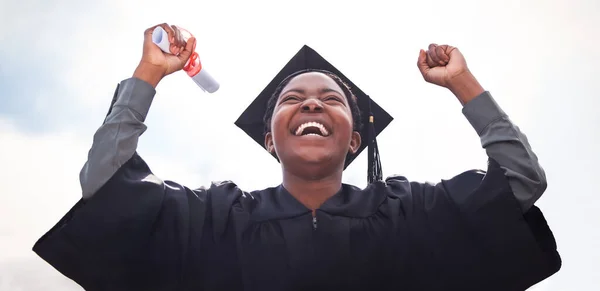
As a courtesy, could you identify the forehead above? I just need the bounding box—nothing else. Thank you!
[281,72,343,94]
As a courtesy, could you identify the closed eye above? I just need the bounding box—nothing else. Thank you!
[324,95,343,103]
[281,95,302,103]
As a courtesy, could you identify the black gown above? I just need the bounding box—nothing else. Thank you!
[33,153,561,291]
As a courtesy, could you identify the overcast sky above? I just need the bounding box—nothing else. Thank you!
[1,0,598,290]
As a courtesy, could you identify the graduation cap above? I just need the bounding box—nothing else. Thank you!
[235,45,393,183]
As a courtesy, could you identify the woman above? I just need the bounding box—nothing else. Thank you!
[33,23,560,291]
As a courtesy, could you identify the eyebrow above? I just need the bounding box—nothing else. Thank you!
[280,88,344,97]
[320,88,344,96]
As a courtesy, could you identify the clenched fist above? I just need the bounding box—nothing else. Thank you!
[417,44,484,105]
[133,23,197,88]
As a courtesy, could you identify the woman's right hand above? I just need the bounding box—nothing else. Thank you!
[133,23,197,88]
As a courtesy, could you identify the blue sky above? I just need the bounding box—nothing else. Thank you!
[1,0,599,290]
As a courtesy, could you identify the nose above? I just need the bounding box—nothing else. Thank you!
[301,98,323,113]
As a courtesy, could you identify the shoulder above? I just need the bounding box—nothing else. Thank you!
[182,180,277,213]
[180,180,252,200]
[382,163,502,207]
[384,160,502,196]
[383,174,436,199]
[379,160,520,225]
[385,159,512,209]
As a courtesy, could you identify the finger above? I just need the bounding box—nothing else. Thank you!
[428,43,444,65]
[173,25,186,51]
[169,25,183,55]
[175,26,186,54]
[436,45,450,64]
[179,37,196,62]
[417,49,430,76]
[426,50,437,68]
[445,45,458,59]
[143,26,155,40]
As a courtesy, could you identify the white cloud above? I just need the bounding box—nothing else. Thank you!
[1,0,599,290]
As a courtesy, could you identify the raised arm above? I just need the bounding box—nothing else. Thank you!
[417,44,547,212]
[461,89,546,212]
[80,23,196,199]
[80,77,154,199]
[32,23,209,290]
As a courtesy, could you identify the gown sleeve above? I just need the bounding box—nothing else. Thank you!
[398,158,561,290]
[32,153,208,291]
[31,78,208,290]
[462,91,547,212]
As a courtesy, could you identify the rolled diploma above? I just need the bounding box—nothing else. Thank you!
[151,26,173,54]
[151,27,220,93]
[191,68,220,93]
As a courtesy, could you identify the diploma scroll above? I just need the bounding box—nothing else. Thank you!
[151,26,220,93]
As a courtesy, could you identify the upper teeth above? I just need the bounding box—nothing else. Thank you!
[295,122,329,136]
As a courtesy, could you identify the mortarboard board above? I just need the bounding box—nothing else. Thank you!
[235,45,393,183]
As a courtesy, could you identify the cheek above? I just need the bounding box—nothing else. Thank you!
[270,107,292,141]
[334,107,355,135]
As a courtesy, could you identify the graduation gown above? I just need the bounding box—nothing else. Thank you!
[33,154,560,291]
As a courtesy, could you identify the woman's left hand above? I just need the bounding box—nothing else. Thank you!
[417,44,484,105]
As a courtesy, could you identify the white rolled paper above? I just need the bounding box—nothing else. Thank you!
[152,27,171,54]
[151,26,220,93]
[191,69,220,93]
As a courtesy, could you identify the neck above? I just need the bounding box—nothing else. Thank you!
[282,167,343,211]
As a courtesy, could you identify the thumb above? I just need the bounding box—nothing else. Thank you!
[178,37,196,62]
[416,49,430,76]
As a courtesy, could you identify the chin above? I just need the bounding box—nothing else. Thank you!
[299,156,332,166]
[293,148,335,164]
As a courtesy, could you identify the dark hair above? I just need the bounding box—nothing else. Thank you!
[263,69,363,134]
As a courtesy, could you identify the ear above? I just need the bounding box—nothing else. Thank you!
[348,131,361,155]
[264,132,275,154]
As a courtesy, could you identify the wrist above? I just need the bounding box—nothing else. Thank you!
[133,62,165,88]
[447,71,485,106]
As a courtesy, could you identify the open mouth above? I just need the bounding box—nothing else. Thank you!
[294,122,330,137]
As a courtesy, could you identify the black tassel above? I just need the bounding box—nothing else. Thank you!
[367,96,383,184]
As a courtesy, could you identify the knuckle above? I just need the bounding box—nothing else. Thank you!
[161,23,172,32]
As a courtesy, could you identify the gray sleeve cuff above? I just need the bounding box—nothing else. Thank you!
[113,77,156,121]
[461,91,507,135]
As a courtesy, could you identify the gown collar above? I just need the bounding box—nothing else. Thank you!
[251,182,388,221]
